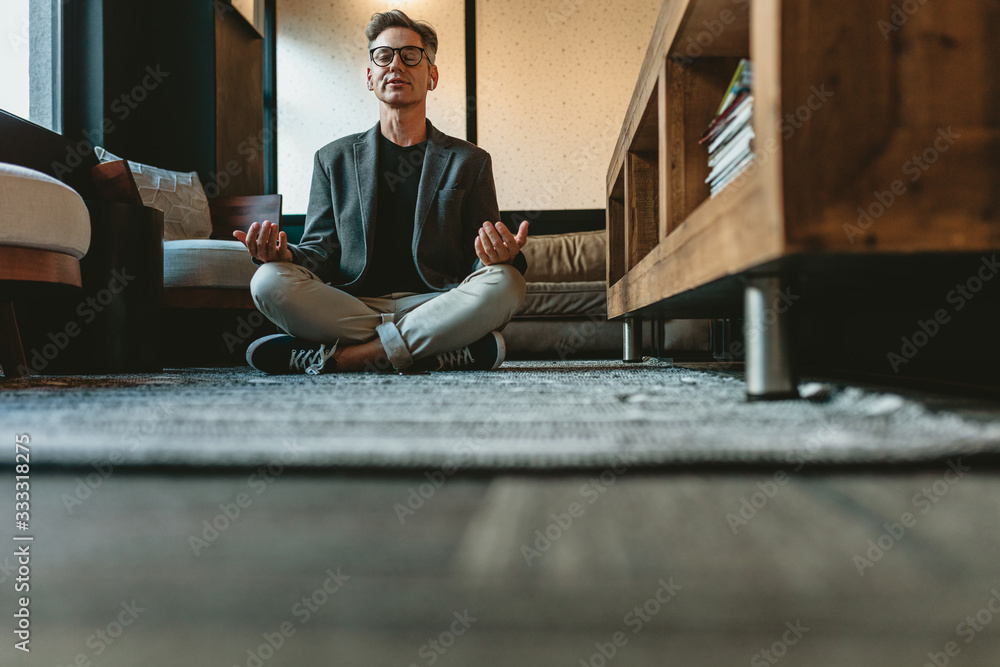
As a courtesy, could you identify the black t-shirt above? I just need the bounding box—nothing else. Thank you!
[360,133,429,297]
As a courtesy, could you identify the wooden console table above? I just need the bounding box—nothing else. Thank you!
[607,0,1000,398]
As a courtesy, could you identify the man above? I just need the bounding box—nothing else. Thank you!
[236,9,529,375]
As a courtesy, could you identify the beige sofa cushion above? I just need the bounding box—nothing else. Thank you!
[517,280,607,318]
[522,230,605,283]
[164,239,258,289]
[0,162,90,258]
[503,318,623,355]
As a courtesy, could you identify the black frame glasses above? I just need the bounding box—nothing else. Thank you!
[369,46,428,67]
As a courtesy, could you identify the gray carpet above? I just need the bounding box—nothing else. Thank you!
[1,360,998,469]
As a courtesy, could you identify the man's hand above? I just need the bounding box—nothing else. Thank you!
[475,220,529,266]
[234,220,293,263]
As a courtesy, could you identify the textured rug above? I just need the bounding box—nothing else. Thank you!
[1,361,999,469]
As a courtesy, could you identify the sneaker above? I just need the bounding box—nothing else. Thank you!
[414,331,506,372]
[246,334,338,375]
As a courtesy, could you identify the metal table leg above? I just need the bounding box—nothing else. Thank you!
[651,318,662,359]
[744,277,798,400]
[623,317,642,362]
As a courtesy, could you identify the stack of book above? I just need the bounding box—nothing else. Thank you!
[700,59,754,197]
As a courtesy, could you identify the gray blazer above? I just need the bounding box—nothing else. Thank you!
[288,120,526,294]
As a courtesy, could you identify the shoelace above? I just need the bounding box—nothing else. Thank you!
[289,341,338,375]
[433,346,474,371]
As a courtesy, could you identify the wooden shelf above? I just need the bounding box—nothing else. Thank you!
[607,0,1000,321]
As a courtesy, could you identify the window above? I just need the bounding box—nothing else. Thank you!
[0,0,61,131]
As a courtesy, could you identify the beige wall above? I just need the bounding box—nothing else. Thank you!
[277,0,466,214]
[477,0,662,211]
[277,0,661,213]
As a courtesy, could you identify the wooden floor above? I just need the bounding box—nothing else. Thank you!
[4,467,1000,666]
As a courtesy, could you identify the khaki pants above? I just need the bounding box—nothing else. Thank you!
[250,262,526,370]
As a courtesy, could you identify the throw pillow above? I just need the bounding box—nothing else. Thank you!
[95,147,213,240]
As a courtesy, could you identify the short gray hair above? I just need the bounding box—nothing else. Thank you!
[366,9,438,65]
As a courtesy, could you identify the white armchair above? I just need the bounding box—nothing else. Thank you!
[0,163,91,378]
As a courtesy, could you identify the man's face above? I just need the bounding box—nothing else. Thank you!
[367,27,438,108]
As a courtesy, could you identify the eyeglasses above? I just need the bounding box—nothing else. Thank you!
[370,45,428,67]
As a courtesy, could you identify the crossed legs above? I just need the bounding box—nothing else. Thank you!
[249,262,526,371]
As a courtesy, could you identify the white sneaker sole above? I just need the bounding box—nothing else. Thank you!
[490,331,506,370]
[245,333,290,369]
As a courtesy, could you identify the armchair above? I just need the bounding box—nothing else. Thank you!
[0,164,91,378]
[163,194,282,309]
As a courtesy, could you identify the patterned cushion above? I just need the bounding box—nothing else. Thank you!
[96,147,212,241]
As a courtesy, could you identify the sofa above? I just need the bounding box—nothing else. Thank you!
[506,229,711,359]
[0,110,165,376]
[0,108,708,370]
[160,216,714,364]
[0,163,92,378]
[89,150,282,311]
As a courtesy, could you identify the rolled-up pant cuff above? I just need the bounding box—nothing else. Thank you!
[376,321,413,370]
